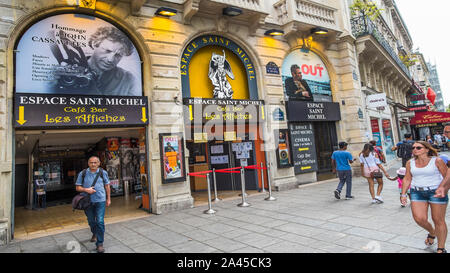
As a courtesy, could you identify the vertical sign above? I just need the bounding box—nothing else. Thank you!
[370,118,382,148]
[275,129,293,168]
[289,123,318,174]
[159,133,186,183]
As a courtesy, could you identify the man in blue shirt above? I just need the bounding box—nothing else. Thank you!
[75,156,110,253]
[332,142,355,200]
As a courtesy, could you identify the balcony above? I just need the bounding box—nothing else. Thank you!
[209,0,266,13]
[273,0,340,33]
[351,15,411,78]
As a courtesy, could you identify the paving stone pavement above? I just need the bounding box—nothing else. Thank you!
[1,155,450,253]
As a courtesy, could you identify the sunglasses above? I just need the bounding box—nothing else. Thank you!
[412,146,424,150]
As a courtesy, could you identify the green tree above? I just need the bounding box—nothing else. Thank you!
[350,0,383,20]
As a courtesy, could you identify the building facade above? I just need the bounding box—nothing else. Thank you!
[0,0,425,245]
[349,0,415,164]
[427,62,445,112]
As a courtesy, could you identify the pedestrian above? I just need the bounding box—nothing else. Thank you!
[392,133,415,167]
[426,135,434,145]
[434,133,443,150]
[369,140,386,163]
[438,152,450,168]
[387,167,410,207]
[331,142,356,200]
[360,143,389,204]
[400,141,448,253]
[75,156,111,253]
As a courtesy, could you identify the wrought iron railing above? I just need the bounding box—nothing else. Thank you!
[350,15,411,78]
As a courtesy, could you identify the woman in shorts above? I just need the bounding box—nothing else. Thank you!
[401,141,449,253]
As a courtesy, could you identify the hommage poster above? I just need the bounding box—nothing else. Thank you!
[16,13,142,96]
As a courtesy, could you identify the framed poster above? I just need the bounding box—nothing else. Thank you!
[15,13,142,96]
[159,133,186,183]
[275,129,293,168]
[282,50,331,102]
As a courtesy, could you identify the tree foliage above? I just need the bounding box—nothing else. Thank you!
[350,0,383,20]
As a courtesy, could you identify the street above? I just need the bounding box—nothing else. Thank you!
[1,155,449,253]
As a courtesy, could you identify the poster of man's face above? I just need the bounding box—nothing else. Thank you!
[15,13,142,96]
[281,50,332,102]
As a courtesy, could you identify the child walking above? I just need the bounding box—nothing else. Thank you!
[388,167,410,207]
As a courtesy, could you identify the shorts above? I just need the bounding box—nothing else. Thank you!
[410,188,449,205]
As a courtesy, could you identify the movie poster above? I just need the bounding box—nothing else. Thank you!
[159,133,186,183]
[15,13,142,96]
[282,50,331,102]
[276,129,293,168]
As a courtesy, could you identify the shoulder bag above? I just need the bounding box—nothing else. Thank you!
[363,155,383,179]
[72,168,103,211]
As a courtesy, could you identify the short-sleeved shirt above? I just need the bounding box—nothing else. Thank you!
[359,152,381,168]
[331,150,353,171]
[75,168,110,203]
[439,154,449,164]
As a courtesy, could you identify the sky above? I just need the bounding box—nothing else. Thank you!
[395,0,449,110]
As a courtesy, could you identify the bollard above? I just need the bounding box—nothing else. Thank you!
[238,167,248,197]
[238,168,251,207]
[264,162,277,201]
[260,162,266,193]
[204,173,216,214]
[212,168,221,202]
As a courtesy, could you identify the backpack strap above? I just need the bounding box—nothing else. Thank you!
[81,169,87,184]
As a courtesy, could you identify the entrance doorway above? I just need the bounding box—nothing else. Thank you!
[314,122,338,181]
[13,128,150,240]
[187,126,266,205]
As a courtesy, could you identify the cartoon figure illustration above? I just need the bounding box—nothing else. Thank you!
[208,50,234,99]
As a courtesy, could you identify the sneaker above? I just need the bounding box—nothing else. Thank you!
[334,190,341,200]
[96,244,105,253]
[371,199,378,204]
[375,196,384,203]
[90,235,97,243]
[345,196,354,200]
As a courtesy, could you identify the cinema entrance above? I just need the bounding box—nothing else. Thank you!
[180,34,267,203]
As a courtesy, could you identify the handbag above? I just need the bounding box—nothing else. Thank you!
[72,168,103,211]
[363,156,383,179]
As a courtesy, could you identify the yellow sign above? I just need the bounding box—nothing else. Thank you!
[16,106,27,125]
[301,166,312,170]
[224,131,236,141]
[299,148,310,152]
[194,133,208,143]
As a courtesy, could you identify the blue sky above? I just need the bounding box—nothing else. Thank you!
[395,0,449,109]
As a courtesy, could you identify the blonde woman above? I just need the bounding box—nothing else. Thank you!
[401,141,448,253]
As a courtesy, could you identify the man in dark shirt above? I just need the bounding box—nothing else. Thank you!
[284,64,313,101]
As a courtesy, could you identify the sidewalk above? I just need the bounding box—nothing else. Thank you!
[1,156,449,253]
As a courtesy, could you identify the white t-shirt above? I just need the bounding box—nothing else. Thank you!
[410,157,443,188]
[359,152,381,168]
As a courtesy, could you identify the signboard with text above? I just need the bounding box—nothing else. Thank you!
[14,93,149,129]
[286,101,341,122]
[183,97,265,125]
[289,123,318,174]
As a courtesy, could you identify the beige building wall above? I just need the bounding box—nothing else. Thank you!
[0,0,377,244]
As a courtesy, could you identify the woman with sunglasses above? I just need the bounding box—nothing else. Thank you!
[401,141,448,253]
[359,144,389,204]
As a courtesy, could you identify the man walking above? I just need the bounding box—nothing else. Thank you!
[391,133,414,167]
[75,156,111,253]
[332,142,356,200]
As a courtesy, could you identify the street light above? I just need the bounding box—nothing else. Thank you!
[223,6,243,16]
[265,29,284,36]
[155,7,177,17]
[311,27,328,35]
